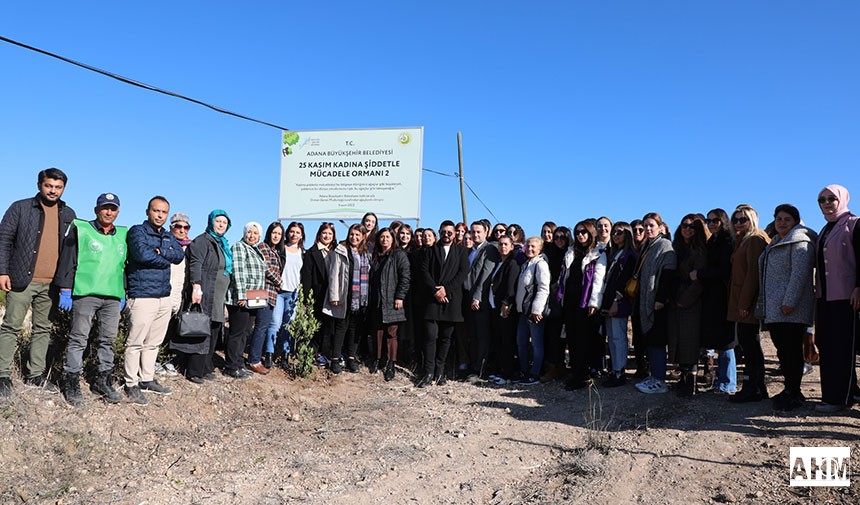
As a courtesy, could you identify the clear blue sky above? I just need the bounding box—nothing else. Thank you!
[2,2,858,243]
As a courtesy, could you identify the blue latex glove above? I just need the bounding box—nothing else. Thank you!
[120,298,126,311]
[58,289,73,312]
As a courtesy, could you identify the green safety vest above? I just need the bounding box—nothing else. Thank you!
[72,219,128,299]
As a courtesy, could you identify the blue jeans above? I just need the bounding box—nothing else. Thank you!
[269,291,299,355]
[716,348,737,392]
[605,316,628,373]
[516,315,545,377]
[248,303,274,364]
[647,345,667,381]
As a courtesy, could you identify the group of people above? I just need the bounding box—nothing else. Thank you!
[0,168,857,414]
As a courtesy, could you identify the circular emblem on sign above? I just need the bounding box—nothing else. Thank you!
[88,239,104,254]
[398,132,411,144]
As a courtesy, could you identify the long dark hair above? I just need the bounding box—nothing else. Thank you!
[572,220,597,256]
[264,222,285,263]
[673,214,708,256]
[609,221,634,257]
[285,221,306,249]
[373,227,396,260]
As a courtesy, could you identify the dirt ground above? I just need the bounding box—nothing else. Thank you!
[1,334,858,505]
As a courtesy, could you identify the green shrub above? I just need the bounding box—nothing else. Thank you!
[288,288,320,379]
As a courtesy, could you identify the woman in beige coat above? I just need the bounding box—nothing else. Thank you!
[727,204,770,403]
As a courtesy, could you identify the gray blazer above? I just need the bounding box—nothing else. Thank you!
[463,241,501,305]
[758,225,817,326]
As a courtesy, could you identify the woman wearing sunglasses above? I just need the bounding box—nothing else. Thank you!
[727,204,770,403]
[694,208,737,394]
[814,185,860,413]
[562,221,607,390]
[599,222,638,387]
[541,226,571,382]
[667,215,708,396]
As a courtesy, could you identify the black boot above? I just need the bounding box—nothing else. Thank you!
[91,371,122,404]
[62,372,84,407]
[677,370,695,397]
[383,361,395,382]
[368,359,379,374]
[416,374,434,388]
[262,353,273,369]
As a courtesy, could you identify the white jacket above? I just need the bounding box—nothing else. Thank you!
[515,254,550,316]
[560,245,607,309]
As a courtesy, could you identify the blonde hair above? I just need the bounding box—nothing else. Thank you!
[732,204,761,242]
[526,236,544,251]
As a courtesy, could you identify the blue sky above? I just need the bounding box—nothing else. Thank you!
[1,2,858,242]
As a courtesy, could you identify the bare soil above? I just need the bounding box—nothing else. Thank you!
[1,336,858,505]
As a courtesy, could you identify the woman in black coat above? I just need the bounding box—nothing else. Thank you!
[176,210,231,383]
[301,222,336,362]
[693,208,736,394]
[369,228,411,380]
[488,235,520,383]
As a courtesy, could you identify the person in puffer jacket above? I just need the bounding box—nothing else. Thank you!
[122,196,184,404]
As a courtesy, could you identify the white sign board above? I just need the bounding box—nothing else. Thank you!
[279,127,423,220]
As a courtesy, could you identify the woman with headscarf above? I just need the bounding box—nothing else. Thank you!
[247,222,284,374]
[223,222,266,378]
[176,210,232,383]
[814,184,860,413]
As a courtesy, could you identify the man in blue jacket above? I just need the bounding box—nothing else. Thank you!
[0,168,76,398]
[123,196,184,404]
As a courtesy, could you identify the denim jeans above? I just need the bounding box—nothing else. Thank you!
[516,315,545,377]
[605,316,628,373]
[247,303,273,365]
[269,291,298,355]
[647,345,667,381]
[716,348,737,392]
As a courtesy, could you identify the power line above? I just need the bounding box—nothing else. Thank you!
[1,34,499,220]
[464,179,500,223]
[0,35,290,131]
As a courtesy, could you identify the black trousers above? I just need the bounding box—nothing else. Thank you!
[736,321,765,389]
[186,322,222,378]
[566,306,601,382]
[331,309,365,359]
[816,300,858,406]
[490,309,519,377]
[225,305,256,372]
[768,322,805,394]
[424,320,456,377]
[543,317,565,365]
[468,306,492,374]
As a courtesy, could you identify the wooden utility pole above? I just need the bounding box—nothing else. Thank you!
[457,131,468,225]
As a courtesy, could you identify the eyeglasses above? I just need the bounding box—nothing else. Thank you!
[611,230,625,236]
[633,228,644,234]
[818,196,838,204]
[680,222,695,229]
[440,230,455,235]
[172,224,190,230]
[574,229,588,236]
[553,235,566,241]
[731,216,749,225]
[494,229,506,235]
[705,218,721,225]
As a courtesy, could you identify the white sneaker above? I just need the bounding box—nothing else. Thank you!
[162,363,179,377]
[639,379,668,394]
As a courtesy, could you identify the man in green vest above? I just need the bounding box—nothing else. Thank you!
[55,193,127,406]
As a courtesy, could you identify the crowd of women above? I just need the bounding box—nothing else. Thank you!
[182,184,858,414]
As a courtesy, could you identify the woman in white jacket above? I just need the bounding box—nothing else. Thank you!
[514,237,551,385]
[561,220,608,390]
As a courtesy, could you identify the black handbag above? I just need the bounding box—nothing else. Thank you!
[177,304,211,338]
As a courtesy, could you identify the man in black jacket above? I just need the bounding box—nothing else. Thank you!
[417,221,469,387]
[0,168,76,398]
